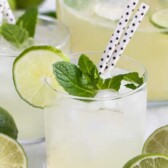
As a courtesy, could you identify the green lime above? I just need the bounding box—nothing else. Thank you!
[150,9,168,28]
[0,133,27,168]
[0,106,18,139]
[13,46,69,108]
[142,125,168,155]
[123,154,168,168]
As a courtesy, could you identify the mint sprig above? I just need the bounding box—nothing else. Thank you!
[0,23,29,48]
[53,61,97,97]
[0,7,38,48]
[16,7,38,38]
[53,55,144,97]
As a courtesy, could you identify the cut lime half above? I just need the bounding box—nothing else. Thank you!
[142,125,168,155]
[150,9,168,28]
[13,46,69,108]
[0,133,27,168]
[123,154,168,168]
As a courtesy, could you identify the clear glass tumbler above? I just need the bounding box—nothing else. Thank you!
[45,52,147,168]
[0,16,70,144]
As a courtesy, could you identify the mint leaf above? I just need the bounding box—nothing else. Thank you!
[53,61,97,97]
[78,54,103,89]
[102,75,123,91]
[0,23,29,48]
[103,72,144,91]
[16,7,38,37]
[53,54,144,98]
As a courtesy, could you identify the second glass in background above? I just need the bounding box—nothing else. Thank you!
[56,0,168,101]
[0,16,70,144]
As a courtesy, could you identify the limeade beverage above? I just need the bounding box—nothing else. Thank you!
[56,0,168,101]
[45,53,147,168]
[0,17,70,143]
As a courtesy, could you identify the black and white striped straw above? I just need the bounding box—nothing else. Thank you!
[98,0,149,75]
[98,0,139,74]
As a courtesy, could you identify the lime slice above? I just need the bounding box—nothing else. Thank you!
[0,106,18,140]
[13,46,69,108]
[0,133,27,168]
[151,9,168,28]
[123,154,168,168]
[142,125,168,155]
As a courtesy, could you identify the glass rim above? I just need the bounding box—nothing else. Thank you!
[48,53,147,101]
[0,14,70,57]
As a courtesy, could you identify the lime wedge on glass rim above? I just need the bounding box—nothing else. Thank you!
[150,9,168,28]
[13,46,69,108]
[123,154,168,168]
[0,133,27,168]
[142,125,168,155]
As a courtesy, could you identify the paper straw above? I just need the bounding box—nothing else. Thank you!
[104,3,149,73]
[0,1,3,25]
[3,0,16,24]
[98,0,139,74]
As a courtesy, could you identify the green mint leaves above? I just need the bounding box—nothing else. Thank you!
[0,7,38,48]
[53,61,97,97]
[53,54,144,97]
[16,7,38,37]
[0,24,29,48]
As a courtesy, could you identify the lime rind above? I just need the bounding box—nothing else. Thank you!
[150,9,168,29]
[123,154,168,168]
[0,133,28,168]
[142,125,168,155]
[13,45,69,108]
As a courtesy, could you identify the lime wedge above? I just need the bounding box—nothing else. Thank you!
[150,9,168,28]
[123,154,168,168]
[13,46,69,108]
[0,133,27,168]
[0,106,18,140]
[142,125,168,155]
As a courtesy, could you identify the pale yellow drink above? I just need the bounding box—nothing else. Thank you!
[56,0,168,101]
[45,53,147,168]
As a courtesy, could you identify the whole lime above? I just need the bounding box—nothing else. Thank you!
[16,0,44,9]
[0,106,18,139]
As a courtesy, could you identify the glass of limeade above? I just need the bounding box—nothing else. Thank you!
[45,52,147,168]
[0,16,70,143]
[56,0,168,102]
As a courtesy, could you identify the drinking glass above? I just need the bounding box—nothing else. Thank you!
[0,16,70,144]
[45,52,147,168]
[56,0,168,102]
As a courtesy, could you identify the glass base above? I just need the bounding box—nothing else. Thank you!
[19,137,45,145]
[148,100,168,108]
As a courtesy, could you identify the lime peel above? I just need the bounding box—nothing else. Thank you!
[123,154,168,168]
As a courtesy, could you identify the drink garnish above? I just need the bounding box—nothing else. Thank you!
[98,0,149,75]
[0,7,38,48]
[123,154,168,168]
[150,9,168,29]
[53,54,144,97]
